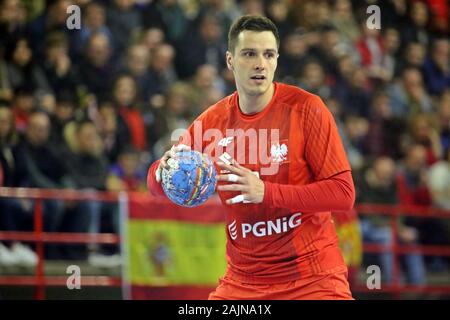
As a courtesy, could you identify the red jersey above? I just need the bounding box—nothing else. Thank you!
[149,82,353,284]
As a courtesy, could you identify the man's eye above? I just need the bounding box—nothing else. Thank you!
[244,52,255,57]
[265,53,275,58]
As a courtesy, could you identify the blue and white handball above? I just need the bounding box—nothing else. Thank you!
[161,150,217,207]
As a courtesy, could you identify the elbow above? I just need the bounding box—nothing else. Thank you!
[335,171,356,211]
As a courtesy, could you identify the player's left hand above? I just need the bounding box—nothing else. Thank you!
[216,160,265,205]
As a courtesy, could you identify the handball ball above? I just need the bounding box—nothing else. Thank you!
[161,150,217,207]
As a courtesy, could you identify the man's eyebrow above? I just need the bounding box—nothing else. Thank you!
[240,48,278,53]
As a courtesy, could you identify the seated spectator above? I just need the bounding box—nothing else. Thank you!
[365,90,407,160]
[403,114,442,166]
[175,12,227,79]
[4,36,52,95]
[397,144,448,270]
[122,44,153,103]
[387,67,433,117]
[357,156,426,285]
[141,0,188,44]
[11,86,35,133]
[42,31,81,96]
[73,1,114,56]
[49,90,77,153]
[187,64,225,116]
[113,74,146,150]
[147,43,178,100]
[97,100,131,163]
[64,120,110,260]
[437,90,450,152]
[422,38,450,96]
[16,111,71,259]
[297,60,331,100]
[276,30,310,83]
[107,145,146,192]
[106,0,142,55]
[395,42,426,76]
[78,32,119,99]
[148,82,192,158]
[340,115,369,171]
[0,105,37,267]
[427,147,450,270]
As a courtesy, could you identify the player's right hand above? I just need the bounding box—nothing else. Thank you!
[155,144,191,183]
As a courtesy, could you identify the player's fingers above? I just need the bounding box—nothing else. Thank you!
[173,144,191,152]
[226,194,246,205]
[231,159,251,172]
[216,174,243,183]
[217,184,246,192]
[217,162,245,175]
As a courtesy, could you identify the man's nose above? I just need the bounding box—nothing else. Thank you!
[254,55,265,70]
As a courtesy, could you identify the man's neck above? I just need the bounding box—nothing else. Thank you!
[237,83,274,115]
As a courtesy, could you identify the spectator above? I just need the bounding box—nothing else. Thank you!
[74,1,114,57]
[0,0,28,48]
[16,111,70,259]
[422,38,450,96]
[42,31,81,96]
[65,120,109,260]
[388,67,433,117]
[26,0,75,57]
[437,90,450,152]
[395,42,426,76]
[78,32,119,99]
[428,147,450,268]
[331,0,360,44]
[265,0,295,40]
[365,90,406,159]
[4,36,51,95]
[403,114,442,166]
[298,60,330,100]
[400,1,431,48]
[107,0,142,55]
[147,43,178,99]
[138,27,164,53]
[11,86,35,133]
[357,156,426,285]
[48,90,77,152]
[141,0,188,44]
[106,145,146,192]
[96,99,131,163]
[396,144,432,207]
[148,82,192,158]
[0,105,37,267]
[186,64,225,115]
[123,44,153,103]
[175,12,227,79]
[276,30,310,83]
[113,74,146,150]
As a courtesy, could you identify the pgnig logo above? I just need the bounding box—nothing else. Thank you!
[228,213,302,240]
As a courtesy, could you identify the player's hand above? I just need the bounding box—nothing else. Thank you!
[216,159,265,205]
[155,144,191,183]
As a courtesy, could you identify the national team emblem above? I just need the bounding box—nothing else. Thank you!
[228,220,238,240]
[271,143,288,163]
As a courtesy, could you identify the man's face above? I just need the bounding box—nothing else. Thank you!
[226,31,278,97]
[26,114,50,147]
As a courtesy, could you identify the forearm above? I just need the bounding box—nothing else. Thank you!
[262,170,355,212]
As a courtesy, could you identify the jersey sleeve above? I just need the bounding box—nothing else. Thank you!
[303,95,351,181]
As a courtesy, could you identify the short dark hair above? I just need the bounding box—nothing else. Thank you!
[228,15,280,54]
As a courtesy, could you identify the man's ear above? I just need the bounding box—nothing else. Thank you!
[226,51,234,71]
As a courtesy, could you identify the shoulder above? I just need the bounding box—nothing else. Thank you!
[276,82,327,113]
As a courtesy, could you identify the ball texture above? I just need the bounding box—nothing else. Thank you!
[161,150,217,207]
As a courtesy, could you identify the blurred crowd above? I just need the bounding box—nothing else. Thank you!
[0,0,449,281]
